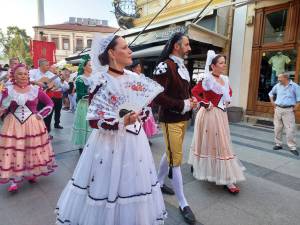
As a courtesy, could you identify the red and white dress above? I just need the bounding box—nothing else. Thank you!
[0,85,56,184]
[188,73,245,185]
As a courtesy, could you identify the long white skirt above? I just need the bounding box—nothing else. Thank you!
[56,128,167,225]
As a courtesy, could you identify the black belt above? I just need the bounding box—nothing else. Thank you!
[276,105,294,108]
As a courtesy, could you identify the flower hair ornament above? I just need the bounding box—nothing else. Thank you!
[204,50,218,74]
[89,34,115,73]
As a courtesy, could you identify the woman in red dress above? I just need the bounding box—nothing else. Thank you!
[188,50,245,194]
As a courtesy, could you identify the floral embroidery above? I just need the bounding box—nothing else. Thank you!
[87,71,163,132]
[131,84,144,92]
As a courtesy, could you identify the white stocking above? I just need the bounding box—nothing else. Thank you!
[171,166,188,209]
[157,153,168,187]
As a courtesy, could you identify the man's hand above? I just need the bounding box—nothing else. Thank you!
[271,102,276,108]
[269,97,276,108]
[293,105,298,112]
[189,97,198,110]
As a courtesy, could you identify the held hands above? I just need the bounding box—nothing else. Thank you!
[124,112,139,126]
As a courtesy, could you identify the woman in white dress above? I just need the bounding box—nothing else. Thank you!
[56,34,166,225]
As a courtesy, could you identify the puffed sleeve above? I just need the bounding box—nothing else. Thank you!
[37,88,54,118]
[152,61,185,113]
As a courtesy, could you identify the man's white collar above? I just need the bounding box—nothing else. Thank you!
[170,54,184,64]
[169,54,190,82]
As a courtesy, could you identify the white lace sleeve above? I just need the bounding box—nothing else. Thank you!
[87,82,125,133]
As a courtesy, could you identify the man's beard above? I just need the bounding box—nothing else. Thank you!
[179,51,189,59]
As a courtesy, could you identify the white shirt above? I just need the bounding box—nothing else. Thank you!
[29,69,69,92]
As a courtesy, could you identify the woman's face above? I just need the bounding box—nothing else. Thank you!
[14,67,29,85]
[109,37,132,67]
[84,60,92,75]
[211,56,226,75]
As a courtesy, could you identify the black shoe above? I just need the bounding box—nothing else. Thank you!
[149,141,152,146]
[191,165,194,173]
[179,206,196,224]
[54,125,63,129]
[290,150,299,156]
[79,148,83,155]
[273,145,282,150]
[160,184,175,195]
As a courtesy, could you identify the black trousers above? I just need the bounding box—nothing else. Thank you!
[43,97,63,132]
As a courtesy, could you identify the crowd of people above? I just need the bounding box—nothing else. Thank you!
[0,31,298,225]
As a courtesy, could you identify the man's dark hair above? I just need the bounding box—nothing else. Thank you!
[159,32,186,62]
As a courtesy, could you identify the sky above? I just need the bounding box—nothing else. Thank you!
[0,0,119,37]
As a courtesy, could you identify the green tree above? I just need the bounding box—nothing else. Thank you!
[0,26,32,66]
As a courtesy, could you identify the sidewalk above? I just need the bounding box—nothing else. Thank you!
[0,111,299,225]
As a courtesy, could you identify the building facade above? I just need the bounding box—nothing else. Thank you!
[33,19,117,61]
[229,0,300,122]
[117,0,233,80]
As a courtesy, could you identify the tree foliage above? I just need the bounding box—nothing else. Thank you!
[0,26,32,66]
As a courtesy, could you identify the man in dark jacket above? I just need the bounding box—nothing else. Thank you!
[153,32,197,224]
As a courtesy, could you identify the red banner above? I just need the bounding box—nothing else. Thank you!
[30,40,56,68]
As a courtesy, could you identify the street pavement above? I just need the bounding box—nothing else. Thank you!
[0,110,299,225]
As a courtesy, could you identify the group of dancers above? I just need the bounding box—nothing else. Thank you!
[0,32,245,225]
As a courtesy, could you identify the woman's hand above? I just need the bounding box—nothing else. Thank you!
[0,107,5,117]
[124,112,138,126]
[206,102,213,111]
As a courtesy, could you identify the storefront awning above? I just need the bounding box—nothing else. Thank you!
[132,45,164,58]
[65,23,228,63]
[187,23,228,48]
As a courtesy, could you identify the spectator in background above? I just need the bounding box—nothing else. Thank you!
[0,58,20,85]
[67,75,76,113]
[61,68,71,111]
[129,59,158,145]
[269,73,300,156]
[29,59,69,133]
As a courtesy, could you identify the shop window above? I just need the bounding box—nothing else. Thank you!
[263,9,288,43]
[257,49,297,102]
